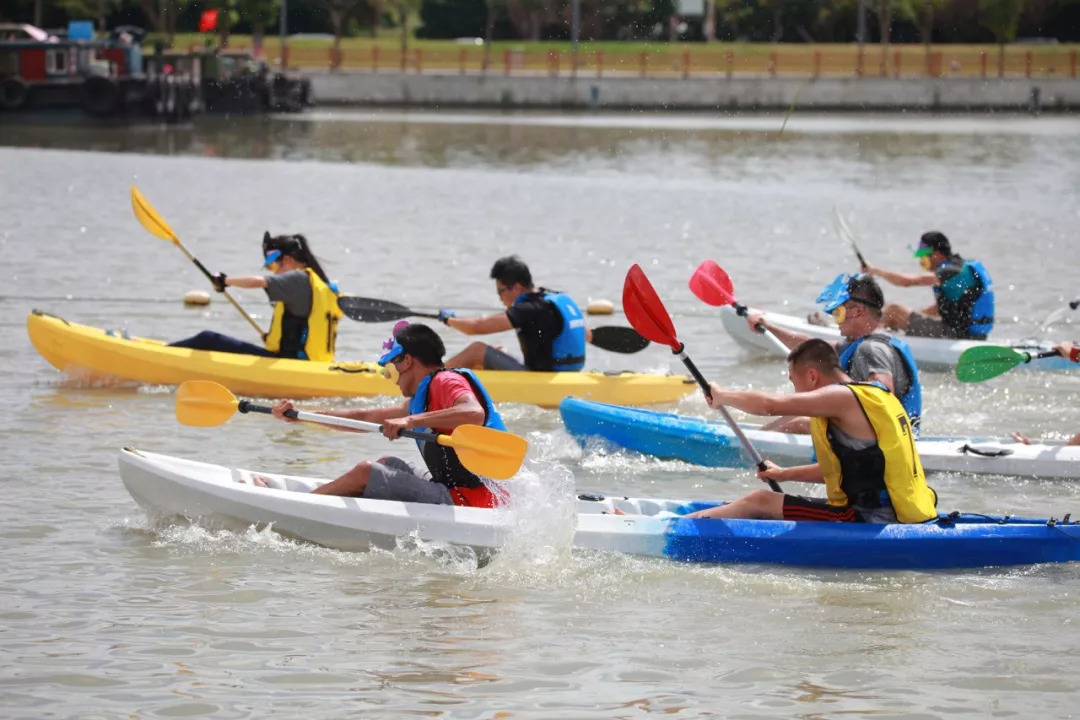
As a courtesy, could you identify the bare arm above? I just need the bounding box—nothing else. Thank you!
[402,393,485,431]
[747,312,810,350]
[763,462,825,484]
[224,275,269,289]
[270,400,409,432]
[865,265,938,288]
[707,382,855,419]
[446,312,513,336]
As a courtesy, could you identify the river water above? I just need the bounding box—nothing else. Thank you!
[2,110,1080,718]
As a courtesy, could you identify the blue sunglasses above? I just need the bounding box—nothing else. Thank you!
[263,250,282,267]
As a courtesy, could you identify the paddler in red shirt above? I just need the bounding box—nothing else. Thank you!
[266,323,508,507]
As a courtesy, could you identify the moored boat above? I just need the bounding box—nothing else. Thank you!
[119,448,1080,569]
[718,305,1073,372]
[559,397,1080,480]
[27,310,695,407]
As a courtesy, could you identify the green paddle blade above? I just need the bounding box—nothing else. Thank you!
[176,380,241,427]
[956,346,1027,383]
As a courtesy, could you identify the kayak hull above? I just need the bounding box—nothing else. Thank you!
[118,448,510,554]
[718,305,1074,372]
[28,310,694,407]
[119,449,1080,569]
[559,397,1080,480]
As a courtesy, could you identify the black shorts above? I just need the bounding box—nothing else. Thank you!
[781,495,896,524]
[482,345,527,371]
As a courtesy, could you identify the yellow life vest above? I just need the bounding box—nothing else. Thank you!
[810,383,937,524]
[264,268,342,362]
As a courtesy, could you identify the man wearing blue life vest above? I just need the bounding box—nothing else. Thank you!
[687,339,937,524]
[865,231,995,340]
[745,274,922,435]
[264,323,507,508]
[438,255,591,372]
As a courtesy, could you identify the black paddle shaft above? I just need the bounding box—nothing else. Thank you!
[730,301,769,336]
[669,345,782,492]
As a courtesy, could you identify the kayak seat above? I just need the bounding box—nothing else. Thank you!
[959,444,1015,458]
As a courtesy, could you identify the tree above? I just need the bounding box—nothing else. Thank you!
[758,0,787,41]
[210,0,242,47]
[980,0,1025,76]
[385,0,421,65]
[56,0,121,30]
[915,0,949,69]
[139,0,196,45]
[874,0,892,74]
[315,0,368,60]
[239,0,281,55]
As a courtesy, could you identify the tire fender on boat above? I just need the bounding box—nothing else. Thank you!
[81,76,121,117]
[0,77,30,110]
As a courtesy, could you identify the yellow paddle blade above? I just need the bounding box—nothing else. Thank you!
[437,425,528,480]
[131,185,180,244]
[175,380,240,427]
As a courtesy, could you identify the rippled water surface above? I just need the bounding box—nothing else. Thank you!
[2,110,1080,718]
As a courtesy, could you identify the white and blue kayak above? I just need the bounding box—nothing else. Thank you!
[718,305,1073,372]
[118,448,1080,569]
[560,397,1080,480]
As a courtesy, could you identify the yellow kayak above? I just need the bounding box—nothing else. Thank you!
[27,311,695,407]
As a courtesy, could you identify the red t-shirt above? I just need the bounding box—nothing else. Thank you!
[423,372,500,509]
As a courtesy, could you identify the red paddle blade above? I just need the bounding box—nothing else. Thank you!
[622,264,681,350]
[688,260,736,307]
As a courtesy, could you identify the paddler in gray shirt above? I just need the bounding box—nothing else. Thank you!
[745,273,924,435]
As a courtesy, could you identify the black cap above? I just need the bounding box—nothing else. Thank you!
[914,231,951,258]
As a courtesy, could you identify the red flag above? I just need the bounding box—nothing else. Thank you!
[198,9,219,32]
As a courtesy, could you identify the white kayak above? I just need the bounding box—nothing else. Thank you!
[119,448,1080,569]
[718,305,1073,372]
[560,398,1080,480]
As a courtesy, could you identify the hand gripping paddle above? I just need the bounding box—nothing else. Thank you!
[623,265,781,492]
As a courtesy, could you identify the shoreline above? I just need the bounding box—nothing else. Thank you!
[308,72,1080,113]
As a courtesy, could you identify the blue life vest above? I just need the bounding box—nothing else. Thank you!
[838,334,923,436]
[514,290,587,371]
[934,258,994,339]
[408,368,506,486]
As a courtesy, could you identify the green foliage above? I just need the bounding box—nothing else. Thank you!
[979,0,1025,43]
[239,0,281,25]
[417,0,487,39]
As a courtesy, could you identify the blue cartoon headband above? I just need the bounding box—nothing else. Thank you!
[816,273,858,313]
[377,321,411,366]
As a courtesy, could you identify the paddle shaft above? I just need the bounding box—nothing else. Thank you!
[670,345,782,493]
[174,242,267,339]
[238,400,438,443]
[833,207,869,269]
[1022,349,1063,363]
[730,301,792,356]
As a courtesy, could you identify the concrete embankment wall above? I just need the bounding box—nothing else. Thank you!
[309,72,1080,112]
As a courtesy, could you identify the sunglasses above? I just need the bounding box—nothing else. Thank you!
[264,249,283,267]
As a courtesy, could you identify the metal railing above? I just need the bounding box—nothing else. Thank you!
[252,44,1078,80]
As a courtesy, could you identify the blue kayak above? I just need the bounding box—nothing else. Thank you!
[576,496,1080,569]
[559,397,1080,479]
